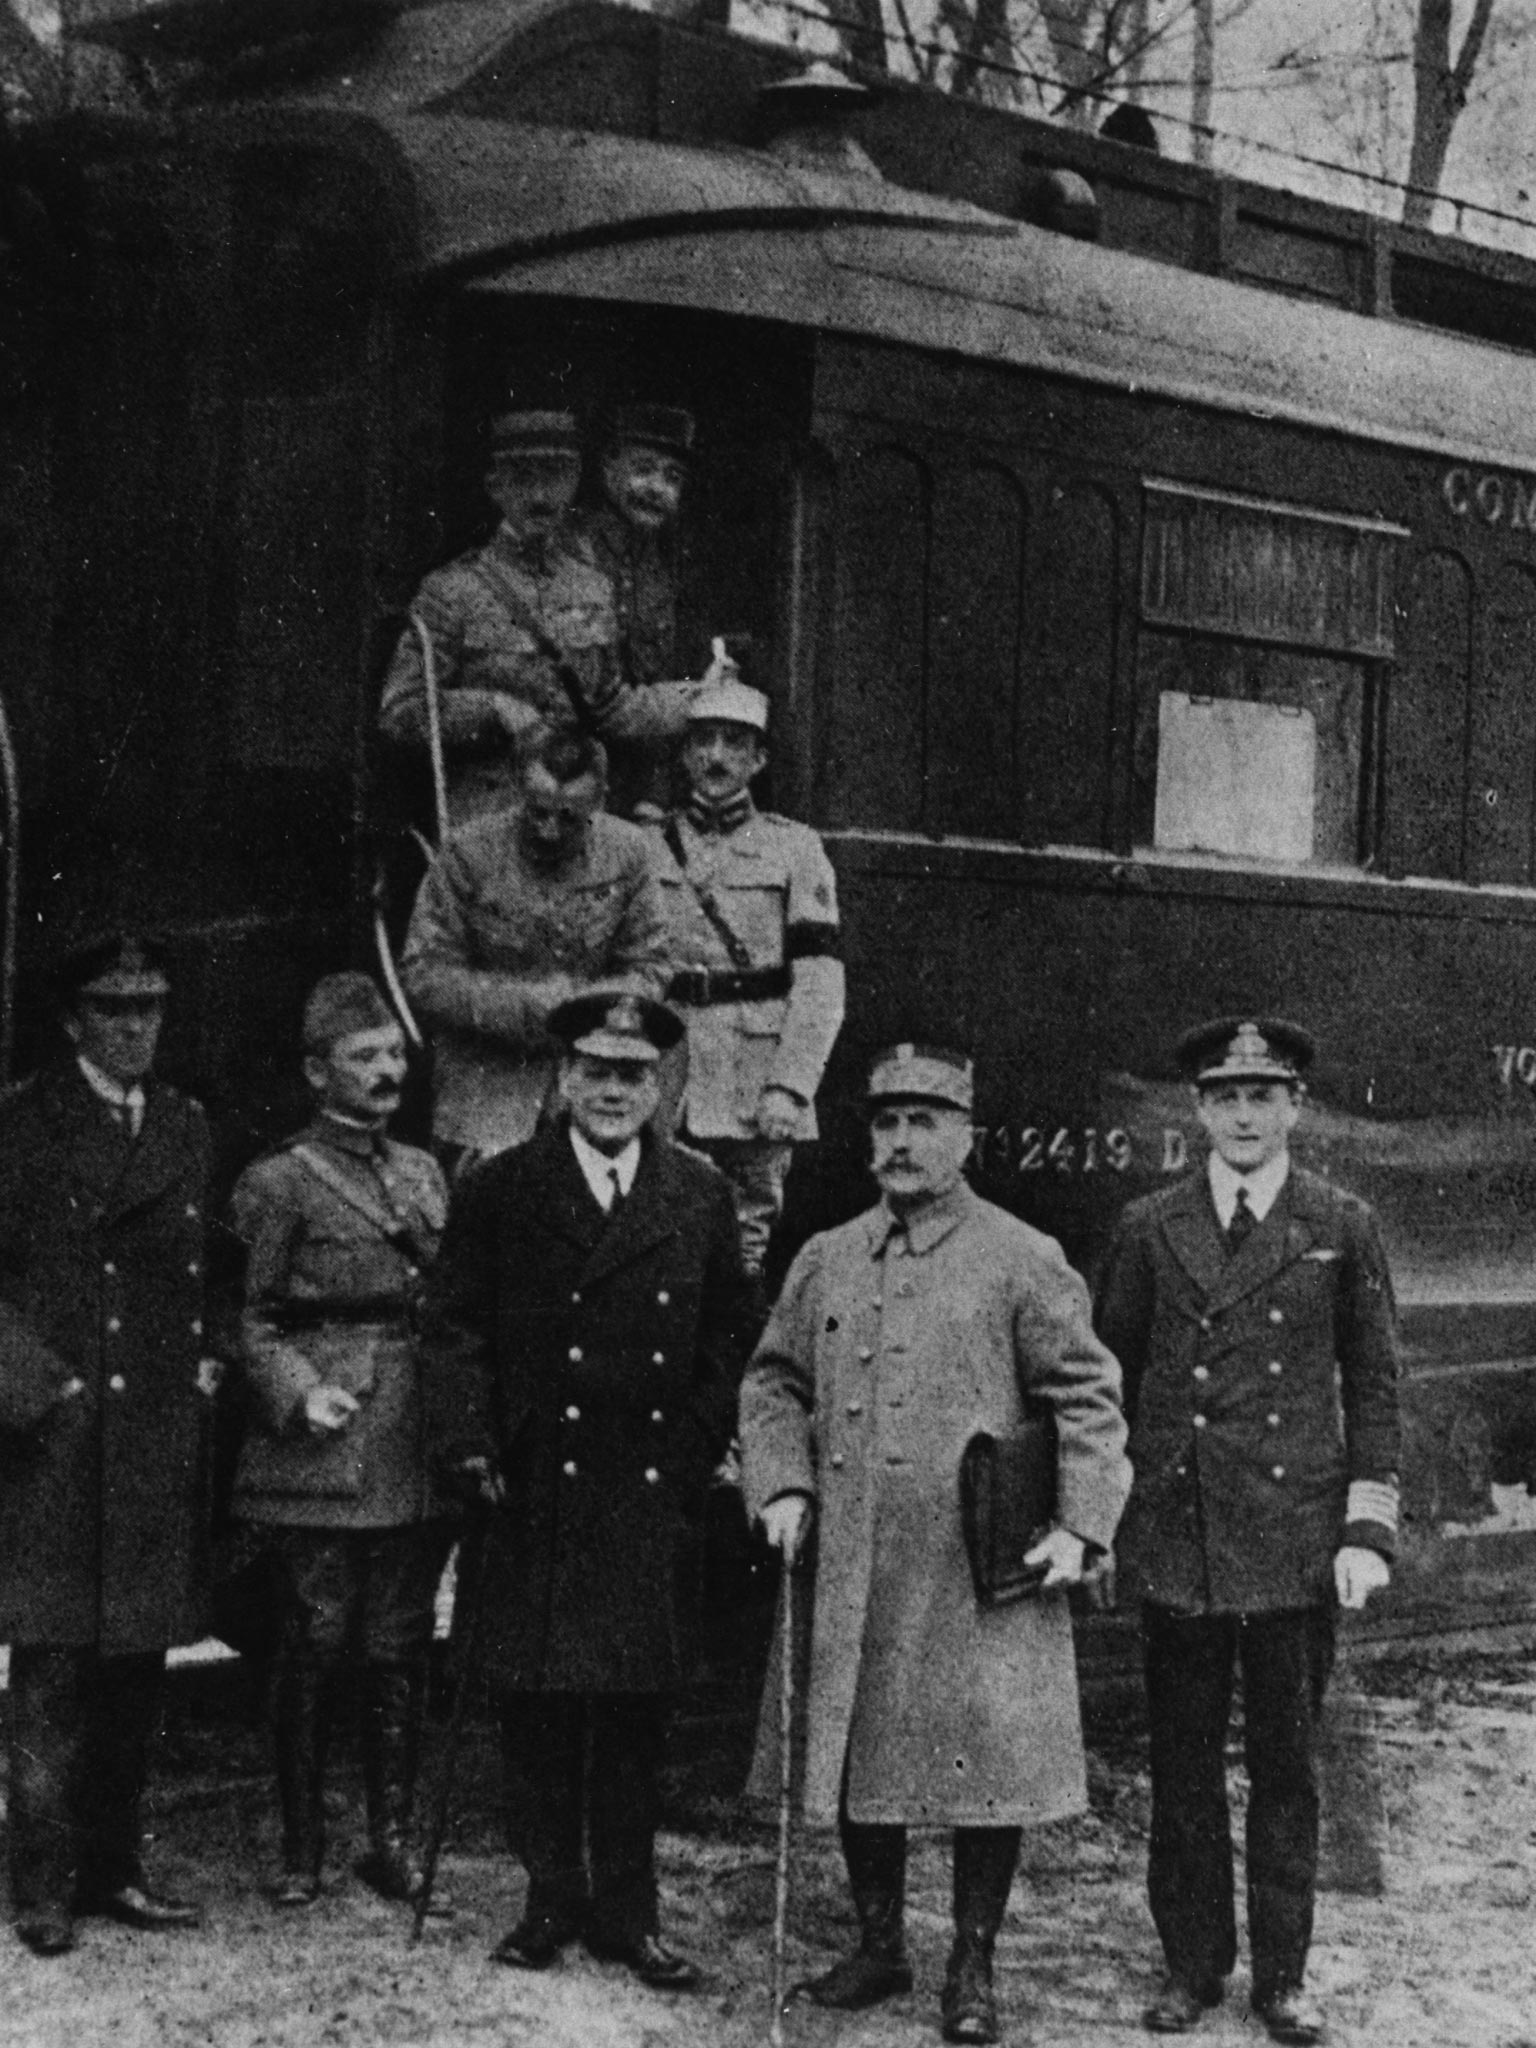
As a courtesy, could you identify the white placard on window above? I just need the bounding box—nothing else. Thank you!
[1154,691,1316,863]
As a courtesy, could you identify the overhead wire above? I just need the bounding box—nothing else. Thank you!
[743,0,1536,238]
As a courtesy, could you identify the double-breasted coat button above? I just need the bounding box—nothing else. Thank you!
[187,1261,200,1276]
[644,1467,660,1484]
[1269,1361,1282,1376]
[191,1318,203,1336]
[108,1374,126,1393]
[563,1460,577,1476]
[657,1290,669,1305]
[1272,1465,1286,1480]
[1193,1414,1207,1429]
[185,1204,199,1219]
[1268,1308,1284,1324]
[830,1452,846,1469]
[859,1347,874,1361]
[568,1346,583,1362]
[1192,1366,1209,1382]
[1267,1412,1280,1427]
[651,1409,663,1423]
[846,1400,863,1415]
[1199,1316,1212,1332]
[652,1352,664,1365]
[565,1404,580,1420]
[103,1261,116,1275]
[107,1317,122,1334]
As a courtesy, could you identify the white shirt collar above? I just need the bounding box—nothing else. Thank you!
[569,1126,641,1212]
[76,1054,145,1116]
[1207,1149,1290,1229]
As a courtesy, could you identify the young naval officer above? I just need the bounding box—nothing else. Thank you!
[1094,1018,1401,2045]
[418,987,755,1989]
[741,1043,1129,2046]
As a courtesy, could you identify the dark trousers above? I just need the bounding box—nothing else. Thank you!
[275,1522,452,1668]
[499,1692,666,1943]
[7,1645,166,1916]
[1142,1602,1336,2001]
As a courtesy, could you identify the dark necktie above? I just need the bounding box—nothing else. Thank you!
[1227,1185,1256,1254]
[607,1165,625,1215]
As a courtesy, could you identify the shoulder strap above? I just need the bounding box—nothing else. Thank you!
[662,818,756,975]
[468,551,604,740]
[289,1143,418,1249]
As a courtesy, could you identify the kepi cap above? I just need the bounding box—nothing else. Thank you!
[56,931,170,1003]
[867,1042,974,1112]
[302,972,397,1053]
[1177,1016,1315,1087]
[609,404,695,458]
[487,408,581,460]
[550,988,685,1063]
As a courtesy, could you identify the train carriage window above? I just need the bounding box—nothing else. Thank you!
[1137,482,1403,868]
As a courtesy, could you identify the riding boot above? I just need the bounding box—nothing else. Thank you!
[355,1662,441,1907]
[941,1827,1021,2045]
[272,1657,330,1906]
[798,1818,913,2009]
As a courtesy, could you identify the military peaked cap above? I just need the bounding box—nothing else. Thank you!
[866,1042,975,1112]
[55,930,170,1003]
[302,972,398,1052]
[609,403,695,457]
[1177,1015,1316,1087]
[550,987,685,1063]
[487,408,581,460]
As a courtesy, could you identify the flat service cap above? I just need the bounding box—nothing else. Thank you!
[1177,1016,1315,1087]
[550,988,685,1063]
[57,931,170,1002]
[302,972,397,1052]
[610,403,695,457]
[867,1042,974,1112]
[487,408,581,459]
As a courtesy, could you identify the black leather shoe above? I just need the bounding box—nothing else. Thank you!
[1143,1974,1225,2033]
[1252,1986,1326,2045]
[942,1945,999,2043]
[794,1948,915,2009]
[585,1929,700,1990]
[273,1870,323,1909]
[78,1883,201,1931]
[491,1914,582,1969]
[16,1910,75,1956]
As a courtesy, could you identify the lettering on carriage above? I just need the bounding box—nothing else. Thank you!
[1491,1044,1536,1088]
[1442,467,1536,531]
[970,1126,1135,1176]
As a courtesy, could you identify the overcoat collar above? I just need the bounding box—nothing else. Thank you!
[863,1179,974,1259]
[534,1121,677,1283]
[1158,1161,1327,1313]
[42,1062,185,1221]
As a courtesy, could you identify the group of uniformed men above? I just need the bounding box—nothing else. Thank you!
[0,394,1403,2048]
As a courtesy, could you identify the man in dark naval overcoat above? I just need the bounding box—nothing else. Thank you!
[1094,1018,1401,2046]
[0,932,216,1956]
[230,973,453,1909]
[740,1044,1130,2047]
[419,988,754,1988]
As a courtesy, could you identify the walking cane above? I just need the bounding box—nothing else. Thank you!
[770,1551,796,2045]
[411,1513,491,1942]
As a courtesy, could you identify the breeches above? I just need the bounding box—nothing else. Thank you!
[498,1691,667,1941]
[275,1522,453,1668]
[6,1644,166,1912]
[683,1135,794,1276]
[1141,1601,1336,1999]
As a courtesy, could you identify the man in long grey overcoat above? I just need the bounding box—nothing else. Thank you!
[0,932,216,1956]
[740,1043,1130,2046]
[419,989,755,1988]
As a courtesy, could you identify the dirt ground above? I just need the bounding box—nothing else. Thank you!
[6,1647,1536,2048]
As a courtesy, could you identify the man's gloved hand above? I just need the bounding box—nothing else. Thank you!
[195,1357,225,1399]
[1334,1545,1391,1610]
[302,1385,360,1435]
[1023,1528,1088,1591]
[754,1087,804,1145]
[446,1454,507,1511]
[760,1493,811,1564]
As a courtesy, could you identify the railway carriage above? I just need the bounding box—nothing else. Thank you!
[6,0,1536,1646]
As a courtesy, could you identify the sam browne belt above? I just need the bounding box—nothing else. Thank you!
[667,965,792,1006]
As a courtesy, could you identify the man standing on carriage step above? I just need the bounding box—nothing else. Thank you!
[400,726,672,1175]
[739,1043,1129,2046]
[649,661,844,1281]
[1093,1017,1401,2045]
[378,408,695,827]
[0,930,219,1956]
[229,972,454,1911]
[418,989,754,1988]
[574,403,698,817]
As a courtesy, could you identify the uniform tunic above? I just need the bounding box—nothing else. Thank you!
[740,1182,1129,1829]
[651,804,845,1143]
[230,1118,448,1529]
[575,505,696,817]
[0,1064,211,1653]
[400,808,672,1153]
[419,1122,754,1694]
[1094,1165,1401,1613]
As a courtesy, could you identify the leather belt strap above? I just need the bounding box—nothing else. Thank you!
[668,965,791,1006]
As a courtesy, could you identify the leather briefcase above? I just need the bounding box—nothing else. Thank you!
[959,1411,1058,1608]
